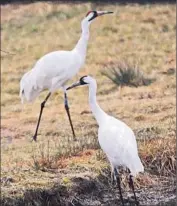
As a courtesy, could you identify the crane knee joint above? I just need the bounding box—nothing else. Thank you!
[41,101,46,108]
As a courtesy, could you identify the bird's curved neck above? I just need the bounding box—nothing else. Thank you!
[74,22,90,56]
[89,83,107,125]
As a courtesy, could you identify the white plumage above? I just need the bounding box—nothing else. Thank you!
[98,116,144,176]
[19,11,113,141]
[20,50,83,103]
[67,75,144,205]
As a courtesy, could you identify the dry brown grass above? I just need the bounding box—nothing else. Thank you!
[1,1,176,205]
[140,137,176,176]
[101,61,156,88]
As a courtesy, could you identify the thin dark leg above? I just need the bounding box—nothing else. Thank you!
[114,168,124,206]
[111,171,115,185]
[64,92,76,141]
[32,92,51,141]
[128,169,139,206]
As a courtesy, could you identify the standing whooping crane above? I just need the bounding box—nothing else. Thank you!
[19,11,113,141]
[67,75,144,206]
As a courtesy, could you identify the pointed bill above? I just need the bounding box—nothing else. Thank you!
[66,81,81,90]
[97,11,113,16]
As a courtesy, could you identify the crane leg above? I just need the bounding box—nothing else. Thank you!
[114,168,124,206]
[32,92,51,141]
[111,171,115,185]
[64,92,76,141]
[111,164,115,185]
[128,170,139,206]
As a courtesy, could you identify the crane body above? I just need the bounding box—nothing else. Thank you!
[20,11,113,141]
[20,50,84,102]
[67,75,144,206]
[98,117,143,177]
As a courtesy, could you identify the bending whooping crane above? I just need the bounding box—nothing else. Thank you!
[19,11,113,141]
[67,75,144,206]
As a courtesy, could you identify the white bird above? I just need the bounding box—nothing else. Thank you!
[67,75,144,206]
[19,10,113,141]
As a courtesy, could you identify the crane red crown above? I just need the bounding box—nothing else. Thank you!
[86,11,93,17]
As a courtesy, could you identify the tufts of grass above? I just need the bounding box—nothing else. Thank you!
[101,62,155,88]
[139,137,176,177]
[30,131,99,171]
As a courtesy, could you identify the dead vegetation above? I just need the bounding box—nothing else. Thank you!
[1,1,176,206]
[139,137,176,177]
[101,62,155,88]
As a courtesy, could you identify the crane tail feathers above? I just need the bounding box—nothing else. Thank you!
[132,166,144,177]
[129,158,144,177]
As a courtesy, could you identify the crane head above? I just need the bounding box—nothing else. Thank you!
[67,75,96,90]
[85,10,113,22]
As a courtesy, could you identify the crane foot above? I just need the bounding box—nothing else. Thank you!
[32,134,37,142]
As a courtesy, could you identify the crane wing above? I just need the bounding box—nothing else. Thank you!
[98,117,139,166]
[34,51,82,80]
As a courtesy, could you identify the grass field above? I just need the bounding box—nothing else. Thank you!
[1,1,176,205]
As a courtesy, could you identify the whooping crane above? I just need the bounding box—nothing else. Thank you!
[67,75,144,206]
[19,11,113,141]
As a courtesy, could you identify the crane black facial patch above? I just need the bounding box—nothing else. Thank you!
[87,11,98,21]
[80,75,88,85]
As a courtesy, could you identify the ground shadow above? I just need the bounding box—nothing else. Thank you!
[1,168,176,206]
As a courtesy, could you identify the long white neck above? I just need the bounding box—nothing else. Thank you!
[88,82,108,125]
[73,19,90,58]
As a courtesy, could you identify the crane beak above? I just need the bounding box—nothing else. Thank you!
[67,81,81,90]
[97,11,113,16]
